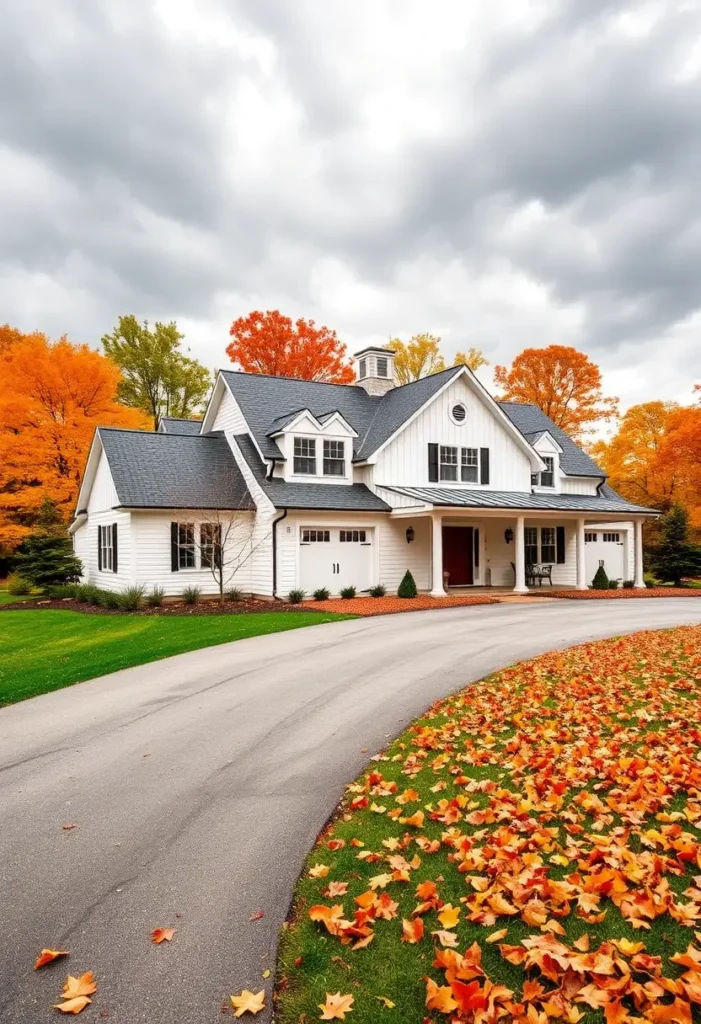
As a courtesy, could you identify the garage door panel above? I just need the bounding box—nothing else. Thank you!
[299,527,374,595]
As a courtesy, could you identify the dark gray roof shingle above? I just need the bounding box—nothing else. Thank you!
[234,434,390,511]
[98,428,254,509]
[158,416,203,436]
[220,367,462,462]
[498,403,604,477]
[381,486,656,514]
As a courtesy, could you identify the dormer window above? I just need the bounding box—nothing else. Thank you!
[376,356,388,378]
[358,359,367,379]
[323,440,345,476]
[533,456,555,488]
[294,437,316,474]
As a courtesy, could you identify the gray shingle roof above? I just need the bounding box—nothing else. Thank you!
[98,428,254,510]
[381,486,657,514]
[158,416,203,435]
[220,367,462,462]
[234,434,391,512]
[498,403,604,477]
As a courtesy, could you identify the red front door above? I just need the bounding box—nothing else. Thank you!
[442,526,473,586]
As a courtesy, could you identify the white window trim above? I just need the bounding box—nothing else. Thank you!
[98,524,115,573]
[438,445,483,487]
[524,526,558,565]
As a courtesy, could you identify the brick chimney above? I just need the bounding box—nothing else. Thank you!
[353,346,396,396]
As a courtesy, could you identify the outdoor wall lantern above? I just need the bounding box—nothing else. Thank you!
[504,528,514,544]
[406,526,415,544]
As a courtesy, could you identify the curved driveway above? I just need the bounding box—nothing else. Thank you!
[1,600,700,1022]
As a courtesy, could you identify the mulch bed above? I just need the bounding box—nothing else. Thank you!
[309,594,499,616]
[535,587,701,599]
[0,597,313,615]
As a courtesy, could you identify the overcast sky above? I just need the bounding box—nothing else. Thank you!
[1,0,700,419]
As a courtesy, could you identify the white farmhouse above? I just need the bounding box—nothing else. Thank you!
[72,349,656,597]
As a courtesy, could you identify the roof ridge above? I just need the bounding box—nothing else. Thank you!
[221,368,374,392]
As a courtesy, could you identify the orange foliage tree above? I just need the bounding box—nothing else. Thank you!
[227,310,355,383]
[494,345,618,440]
[593,401,701,531]
[0,332,148,550]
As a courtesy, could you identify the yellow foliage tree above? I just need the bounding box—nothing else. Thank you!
[386,334,487,385]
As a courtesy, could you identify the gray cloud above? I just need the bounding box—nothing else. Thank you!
[0,0,700,401]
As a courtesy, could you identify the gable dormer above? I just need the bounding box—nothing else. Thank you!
[528,431,563,492]
[268,409,358,484]
[354,346,396,396]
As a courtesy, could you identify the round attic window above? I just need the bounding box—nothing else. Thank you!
[450,403,467,424]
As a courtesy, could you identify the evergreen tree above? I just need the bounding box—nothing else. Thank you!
[648,504,701,586]
[14,498,82,588]
[398,570,418,598]
[591,564,609,589]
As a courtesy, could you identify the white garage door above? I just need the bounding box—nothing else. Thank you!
[585,530,626,585]
[299,527,374,595]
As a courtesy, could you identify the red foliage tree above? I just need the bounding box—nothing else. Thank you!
[227,310,355,383]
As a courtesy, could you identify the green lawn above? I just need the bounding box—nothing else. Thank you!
[0,589,36,605]
[0,609,352,705]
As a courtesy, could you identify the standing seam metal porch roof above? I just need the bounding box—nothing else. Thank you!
[380,486,657,514]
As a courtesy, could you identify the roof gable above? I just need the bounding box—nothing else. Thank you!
[158,417,203,435]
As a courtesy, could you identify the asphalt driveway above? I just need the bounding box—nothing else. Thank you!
[1,600,699,1022]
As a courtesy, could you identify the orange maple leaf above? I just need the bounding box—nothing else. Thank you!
[52,996,92,1015]
[150,928,175,944]
[401,917,424,944]
[34,949,69,970]
[318,991,355,1020]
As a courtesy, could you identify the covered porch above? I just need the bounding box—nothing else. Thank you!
[390,508,647,596]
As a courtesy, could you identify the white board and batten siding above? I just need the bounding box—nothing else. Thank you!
[211,383,249,434]
[373,377,533,491]
[561,476,601,495]
[78,452,133,591]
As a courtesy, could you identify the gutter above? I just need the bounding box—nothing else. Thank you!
[271,508,288,599]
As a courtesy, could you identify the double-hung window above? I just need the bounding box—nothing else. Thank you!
[177,523,196,569]
[533,457,555,488]
[540,527,556,563]
[294,438,316,475]
[439,446,458,481]
[98,524,115,572]
[323,440,345,476]
[524,527,539,566]
[461,448,478,483]
[200,523,222,569]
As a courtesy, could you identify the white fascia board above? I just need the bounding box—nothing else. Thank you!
[73,430,104,515]
[532,431,563,454]
[202,372,271,467]
[270,409,358,438]
[363,366,547,471]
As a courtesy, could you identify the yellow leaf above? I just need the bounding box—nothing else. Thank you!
[375,996,395,1008]
[486,929,507,943]
[230,989,266,1017]
[309,864,331,878]
[437,904,460,929]
[318,991,354,1020]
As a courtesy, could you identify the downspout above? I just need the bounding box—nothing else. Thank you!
[272,508,288,599]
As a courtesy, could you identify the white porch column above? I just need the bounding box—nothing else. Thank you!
[513,516,527,593]
[576,517,587,590]
[634,519,645,588]
[430,513,446,597]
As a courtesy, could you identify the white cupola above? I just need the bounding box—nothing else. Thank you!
[353,346,396,396]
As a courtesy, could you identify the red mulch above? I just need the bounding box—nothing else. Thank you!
[535,588,701,599]
[308,594,499,616]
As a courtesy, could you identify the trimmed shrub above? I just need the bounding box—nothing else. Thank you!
[146,586,165,607]
[288,589,305,604]
[623,579,634,589]
[313,587,330,601]
[591,565,609,590]
[76,584,102,604]
[369,584,386,598]
[45,584,79,598]
[398,570,418,599]
[182,585,201,605]
[6,573,32,596]
[97,588,122,609]
[119,584,145,611]
[608,579,619,590]
[225,587,244,602]
[340,585,356,599]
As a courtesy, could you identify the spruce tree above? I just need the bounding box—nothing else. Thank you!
[14,498,82,588]
[398,570,418,598]
[648,504,701,586]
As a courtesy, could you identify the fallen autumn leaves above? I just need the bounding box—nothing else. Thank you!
[277,624,701,1022]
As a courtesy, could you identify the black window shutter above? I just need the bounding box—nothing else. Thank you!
[556,526,566,564]
[480,448,490,485]
[112,523,118,574]
[428,443,439,482]
[474,528,479,568]
[97,525,102,571]
[171,522,179,572]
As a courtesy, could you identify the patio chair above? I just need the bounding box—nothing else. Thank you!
[539,564,553,586]
[512,562,537,588]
